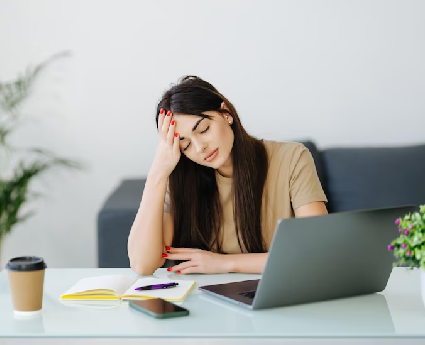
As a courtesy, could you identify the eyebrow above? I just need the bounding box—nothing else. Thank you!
[179,117,206,140]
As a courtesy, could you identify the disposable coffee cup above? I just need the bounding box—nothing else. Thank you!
[6,256,47,316]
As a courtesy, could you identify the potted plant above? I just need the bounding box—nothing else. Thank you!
[0,52,82,264]
[388,205,425,302]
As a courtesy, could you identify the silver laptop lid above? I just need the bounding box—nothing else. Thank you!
[252,205,416,309]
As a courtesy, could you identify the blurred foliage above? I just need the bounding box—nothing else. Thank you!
[0,52,83,243]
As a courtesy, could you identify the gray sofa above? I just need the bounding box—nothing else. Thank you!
[97,140,425,268]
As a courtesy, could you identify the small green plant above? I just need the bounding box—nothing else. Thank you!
[0,52,83,252]
[388,205,425,269]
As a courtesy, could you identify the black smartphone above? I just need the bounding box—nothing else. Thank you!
[128,298,189,319]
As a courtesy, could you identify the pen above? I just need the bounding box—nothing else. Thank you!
[135,282,179,291]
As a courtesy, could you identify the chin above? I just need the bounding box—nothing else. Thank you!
[211,152,231,170]
[199,154,221,168]
[200,159,222,169]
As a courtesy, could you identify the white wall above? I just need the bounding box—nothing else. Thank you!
[0,0,424,268]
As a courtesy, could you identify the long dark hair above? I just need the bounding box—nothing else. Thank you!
[155,76,268,253]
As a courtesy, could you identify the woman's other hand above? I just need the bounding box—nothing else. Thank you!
[163,247,232,274]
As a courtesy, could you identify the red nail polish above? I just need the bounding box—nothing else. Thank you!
[175,133,178,137]
[177,270,181,274]
[167,267,172,271]
[160,108,164,114]
[166,111,171,116]
[171,120,175,125]
[162,253,168,258]
[165,246,170,251]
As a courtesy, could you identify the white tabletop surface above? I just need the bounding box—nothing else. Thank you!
[1,267,425,341]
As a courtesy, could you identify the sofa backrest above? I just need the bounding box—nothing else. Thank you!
[321,143,425,214]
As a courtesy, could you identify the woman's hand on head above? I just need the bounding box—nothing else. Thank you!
[150,109,181,180]
[163,247,232,274]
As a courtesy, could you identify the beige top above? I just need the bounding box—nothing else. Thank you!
[164,140,327,254]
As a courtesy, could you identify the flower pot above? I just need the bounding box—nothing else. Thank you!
[421,269,425,306]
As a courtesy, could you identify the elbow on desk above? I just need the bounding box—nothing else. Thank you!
[129,258,165,276]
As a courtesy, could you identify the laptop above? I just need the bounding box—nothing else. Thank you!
[199,205,416,310]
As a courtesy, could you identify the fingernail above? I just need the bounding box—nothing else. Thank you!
[165,246,170,251]
[171,120,175,125]
[177,270,181,274]
[167,267,172,272]
[162,253,168,258]
[160,108,164,114]
[175,133,179,137]
[166,111,171,116]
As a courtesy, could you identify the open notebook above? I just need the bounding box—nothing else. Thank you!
[60,274,196,302]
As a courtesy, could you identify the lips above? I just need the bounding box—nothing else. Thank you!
[204,149,218,161]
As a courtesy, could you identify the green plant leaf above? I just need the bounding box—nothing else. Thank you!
[0,50,83,241]
[0,51,71,113]
[415,247,422,260]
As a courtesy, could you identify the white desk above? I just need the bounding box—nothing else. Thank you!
[1,267,425,344]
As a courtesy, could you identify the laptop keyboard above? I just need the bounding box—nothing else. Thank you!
[238,290,256,299]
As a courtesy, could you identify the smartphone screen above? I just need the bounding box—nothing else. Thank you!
[129,298,189,317]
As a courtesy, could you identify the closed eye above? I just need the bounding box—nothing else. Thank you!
[200,126,210,134]
[182,126,209,151]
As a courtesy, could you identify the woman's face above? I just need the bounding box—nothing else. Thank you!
[173,107,234,172]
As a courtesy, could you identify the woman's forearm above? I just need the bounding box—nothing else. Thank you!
[127,173,167,275]
[227,252,268,274]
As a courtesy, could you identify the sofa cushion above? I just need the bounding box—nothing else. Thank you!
[97,179,146,268]
[322,143,425,213]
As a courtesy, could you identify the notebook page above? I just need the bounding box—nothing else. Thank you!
[61,274,136,297]
[121,277,196,301]
[60,300,121,310]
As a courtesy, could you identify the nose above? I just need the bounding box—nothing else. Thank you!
[193,139,207,153]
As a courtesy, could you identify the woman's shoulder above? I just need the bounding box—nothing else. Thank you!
[262,140,307,161]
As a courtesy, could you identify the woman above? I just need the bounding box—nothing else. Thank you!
[128,76,328,276]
